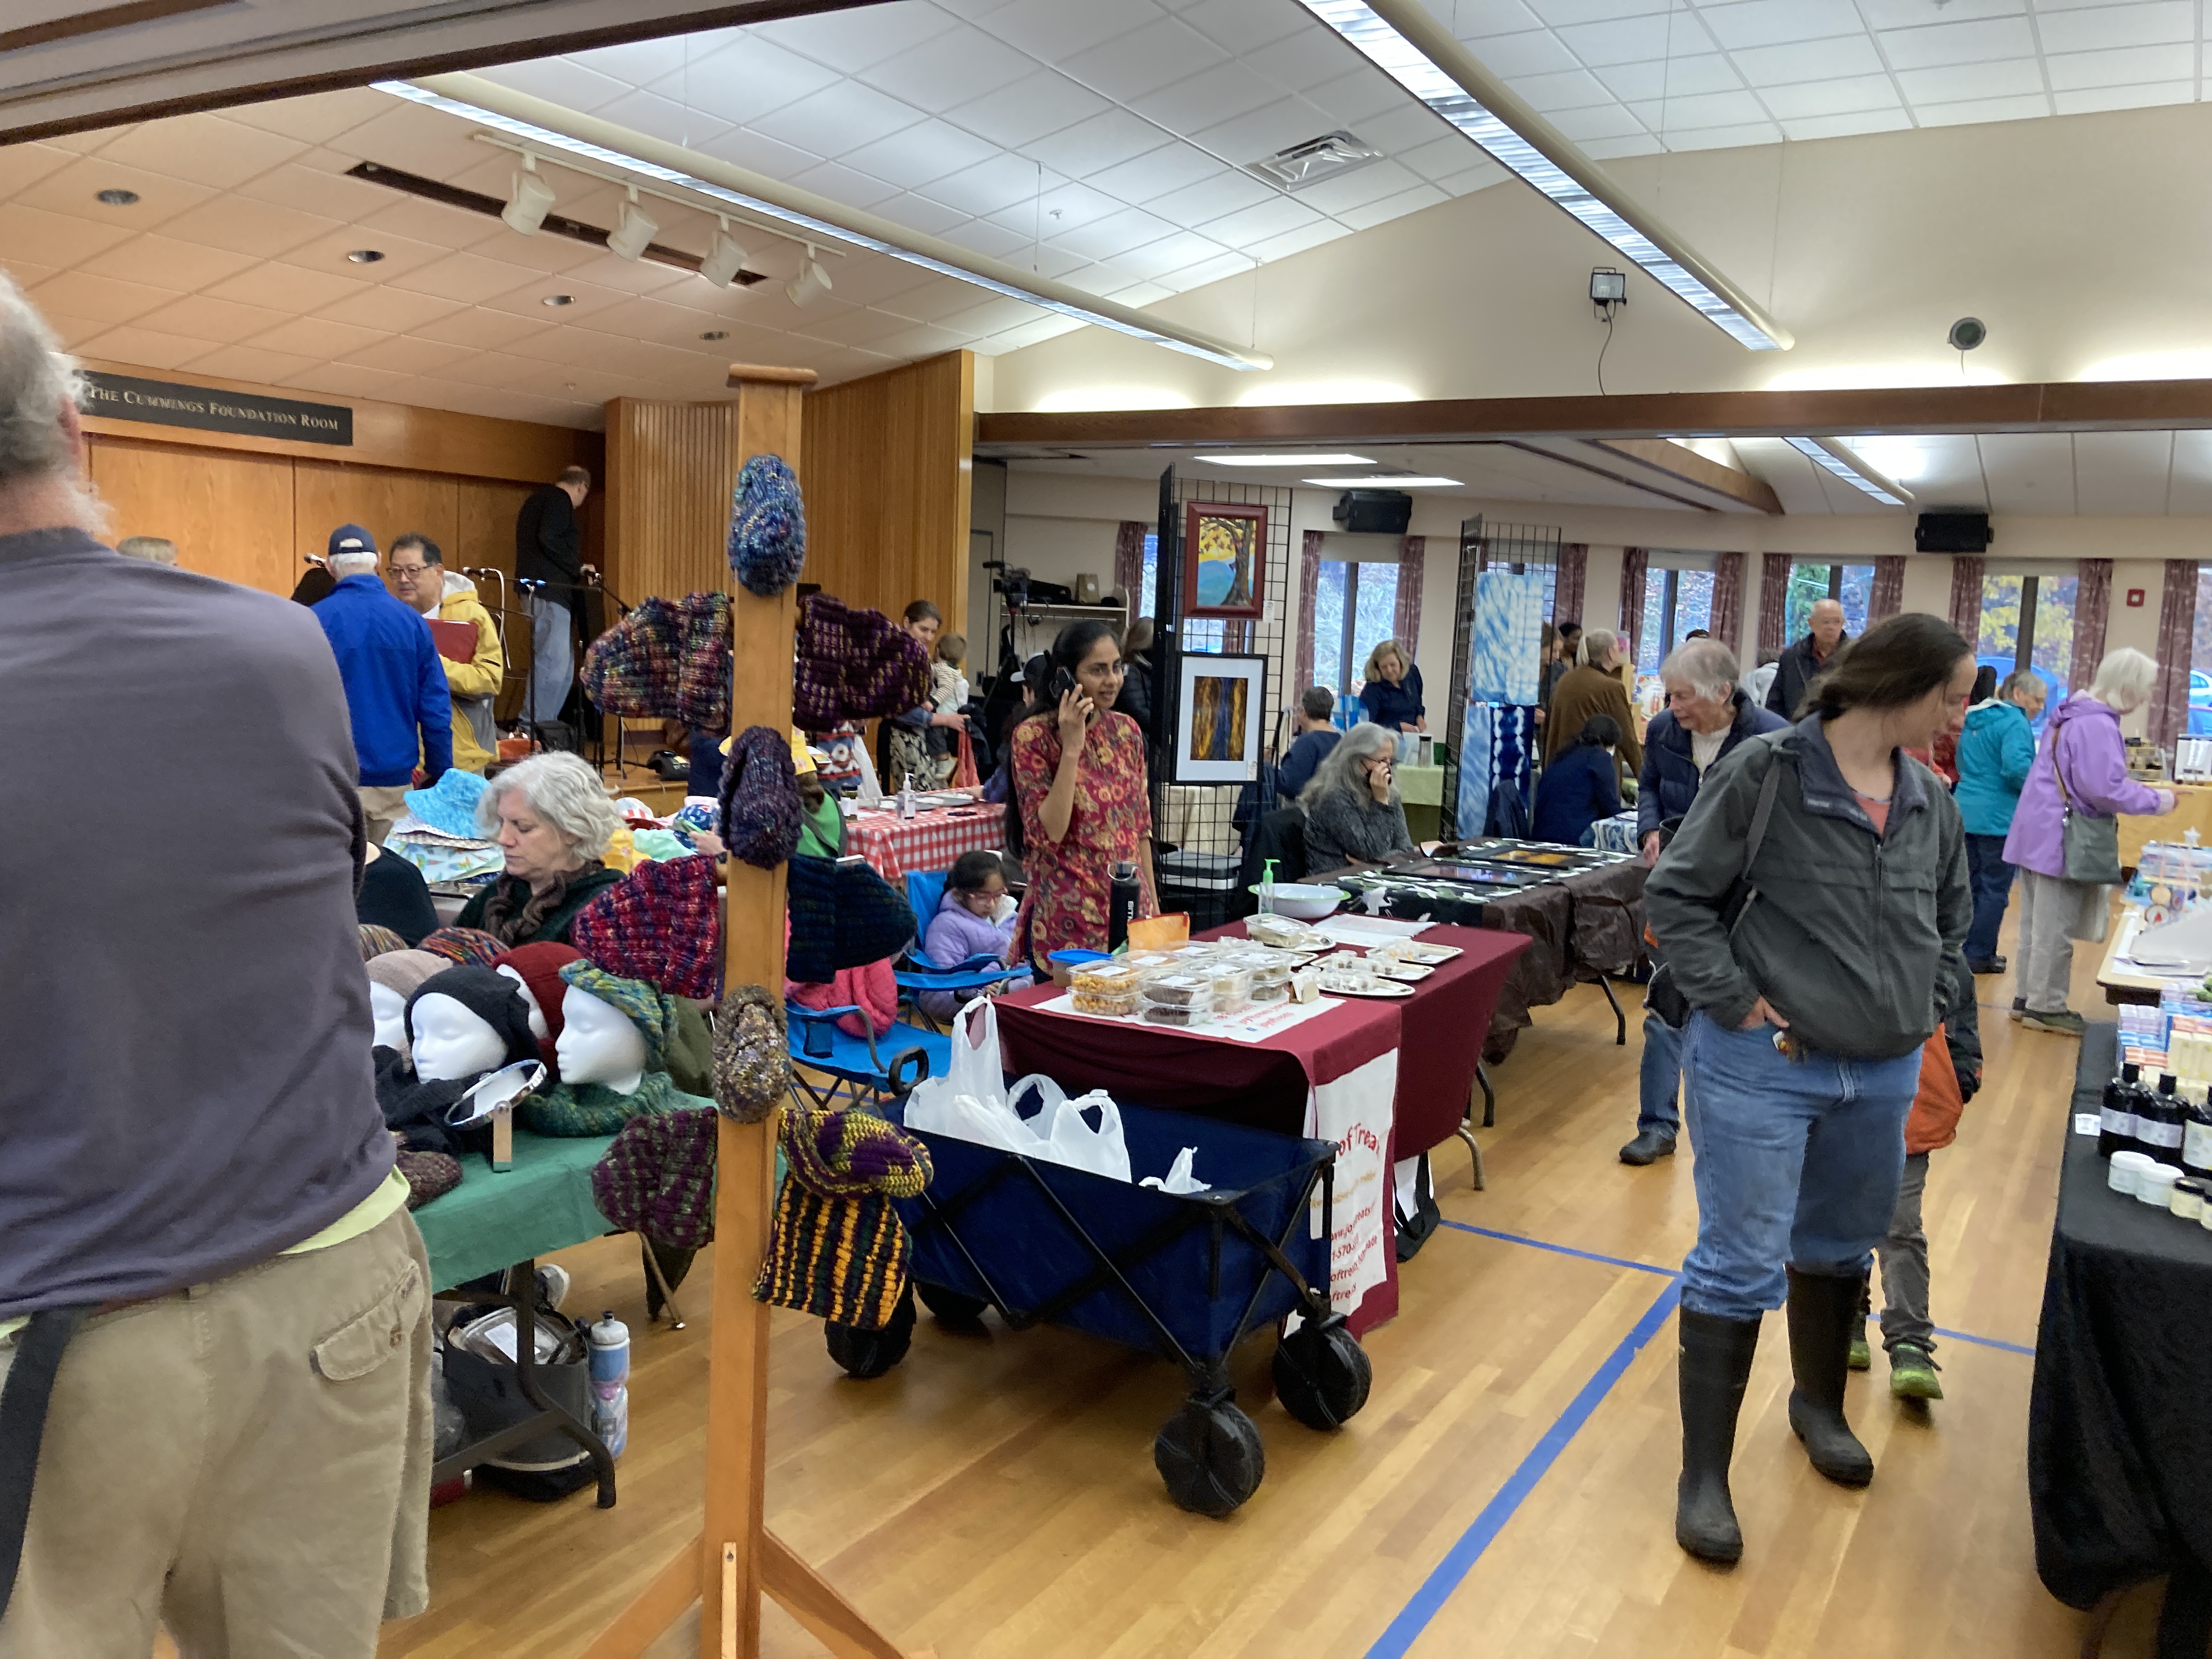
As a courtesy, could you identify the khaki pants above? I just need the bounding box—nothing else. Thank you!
[0,1208,435,1659]
[357,784,411,848]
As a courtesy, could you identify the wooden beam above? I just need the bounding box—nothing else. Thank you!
[1587,438,1783,514]
[974,379,2212,449]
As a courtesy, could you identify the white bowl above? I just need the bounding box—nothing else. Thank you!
[1254,882,1345,921]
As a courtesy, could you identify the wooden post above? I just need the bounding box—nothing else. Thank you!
[582,366,926,1659]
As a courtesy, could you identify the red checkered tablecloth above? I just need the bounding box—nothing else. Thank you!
[844,803,1007,885]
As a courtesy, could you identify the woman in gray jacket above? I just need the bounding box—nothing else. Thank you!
[1645,612,1974,1567]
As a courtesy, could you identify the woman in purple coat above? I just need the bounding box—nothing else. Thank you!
[2002,648,2175,1035]
[916,850,1032,1019]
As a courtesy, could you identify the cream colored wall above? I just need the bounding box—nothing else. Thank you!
[985,99,2212,414]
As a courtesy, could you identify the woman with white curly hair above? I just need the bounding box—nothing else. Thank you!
[452,751,626,946]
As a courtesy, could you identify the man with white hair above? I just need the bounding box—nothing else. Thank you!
[1621,636,1788,1166]
[1767,596,1849,719]
[314,522,453,844]
[0,273,428,1652]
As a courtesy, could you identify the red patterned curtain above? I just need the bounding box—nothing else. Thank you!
[1555,542,1587,625]
[1395,537,1425,658]
[2070,558,2113,692]
[1758,552,1792,655]
[1294,528,1325,693]
[1948,555,1984,641]
[1113,521,1147,615]
[1709,551,1743,660]
[1869,555,1906,620]
[2151,560,2198,748]
[1618,546,1649,662]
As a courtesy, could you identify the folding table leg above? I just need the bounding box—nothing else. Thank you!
[1476,1062,1496,1128]
[1599,975,1626,1045]
[1455,1123,1487,1192]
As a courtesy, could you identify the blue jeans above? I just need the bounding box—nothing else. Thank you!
[1638,1006,1683,1138]
[1679,1013,1921,1322]
[1964,832,2015,964]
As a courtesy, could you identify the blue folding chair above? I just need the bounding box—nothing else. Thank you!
[786,1004,950,1113]
[893,869,1028,1029]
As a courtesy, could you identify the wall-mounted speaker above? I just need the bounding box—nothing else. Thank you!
[1332,489,1413,534]
[1915,511,1991,553]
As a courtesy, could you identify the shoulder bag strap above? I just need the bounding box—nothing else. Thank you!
[1722,754,1786,936]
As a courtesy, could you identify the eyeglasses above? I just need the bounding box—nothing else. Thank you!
[390,564,429,577]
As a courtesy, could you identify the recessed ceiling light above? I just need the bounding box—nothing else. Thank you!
[543,294,574,307]
[346,249,385,263]
[701,330,728,341]
[1783,437,1912,507]
[1304,475,1464,487]
[94,188,138,206]
[1201,452,1375,467]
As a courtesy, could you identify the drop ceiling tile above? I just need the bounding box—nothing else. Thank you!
[1699,0,1866,48]
[0,260,60,291]
[1285,156,1422,213]
[1044,204,1180,260]
[1778,109,1916,140]
[950,71,1118,150]
[1141,168,1277,225]
[71,233,257,294]
[1301,64,1420,126]
[2074,430,2175,515]
[1914,91,2056,125]
[763,2,959,73]
[791,303,953,348]
[875,193,977,236]
[1857,0,2021,25]
[1194,194,1323,248]
[1391,134,1480,181]
[24,272,174,326]
[1356,101,1463,153]
[786,159,906,211]
[231,160,396,222]
[2168,431,2212,516]
[1893,59,2047,102]
[220,88,392,146]
[690,127,825,183]
[2039,0,2192,52]
[1334,181,1452,230]
[750,81,923,158]
[1625,89,1771,128]
[477,276,635,324]
[1103,279,1176,306]
[465,229,609,280]
[40,310,113,353]
[1088,142,1232,205]
[410,307,554,351]
[2052,79,2193,113]
[0,143,77,195]
[839,117,1002,190]
[183,343,324,384]
[386,251,544,306]
[2045,42,2197,89]
[855,24,1041,112]
[1525,0,1672,23]
[1175,0,1312,50]
[1978,432,2077,512]
[988,178,1126,238]
[923,153,1057,218]
[568,31,738,90]
[882,272,1029,321]
[1041,109,1186,181]
[156,195,338,260]
[311,285,467,332]
[1730,35,1887,83]
[245,315,391,359]
[1756,75,1905,119]
[94,115,307,191]
[277,360,416,399]
[983,0,1169,61]
[919,295,1042,339]
[1186,99,1352,168]
[1245,217,1353,263]
[582,87,732,151]
[17,157,217,232]
[1466,30,1584,77]
[476,58,635,115]
[650,36,842,126]
[0,202,144,268]
[1554,13,1697,67]
[336,334,478,376]
[1596,54,1745,101]
[1511,68,1618,112]
[1092,229,1234,280]
[77,324,210,371]
[136,292,296,345]
[810,255,939,307]
[1646,119,1785,148]
[1549,103,1658,142]
[1242,25,1374,92]
[352,194,509,254]
[1060,16,1228,103]
[1878,15,2040,68]
[1430,159,1508,194]
[982,315,1084,352]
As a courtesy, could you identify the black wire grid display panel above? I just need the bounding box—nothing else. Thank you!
[1441,517,1562,839]
[1148,471,1295,929]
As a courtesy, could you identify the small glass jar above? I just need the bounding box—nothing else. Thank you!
[2175,1178,2207,1221]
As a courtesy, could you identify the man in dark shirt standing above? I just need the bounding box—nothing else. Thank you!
[1765,596,1849,719]
[0,275,429,1652]
[515,464,590,727]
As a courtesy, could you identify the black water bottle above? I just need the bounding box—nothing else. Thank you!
[2101,1062,2144,1160]
[1108,860,1139,951]
[2143,1073,2188,1167]
[2184,1083,2212,1182]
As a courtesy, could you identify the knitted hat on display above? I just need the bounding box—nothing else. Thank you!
[711,984,789,1124]
[403,768,492,840]
[754,1105,931,1328]
[673,592,734,735]
[366,948,448,1002]
[591,1107,719,1250]
[727,454,806,597]
[558,959,678,1074]
[784,855,837,984]
[490,941,584,1079]
[358,923,407,961]
[845,619,930,723]
[396,1149,462,1210]
[785,1104,931,1199]
[419,927,507,968]
[404,965,542,1070]
[792,593,852,733]
[580,594,733,732]
[829,859,917,972]
[718,724,801,870]
[569,857,723,1001]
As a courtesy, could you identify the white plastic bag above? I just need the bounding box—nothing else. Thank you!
[1140,1148,1210,1194]
[1043,1090,1132,1183]
[905,999,1041,1153]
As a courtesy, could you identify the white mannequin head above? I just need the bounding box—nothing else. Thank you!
[410,993,509,1082]
[557,984,649,1095]
[495,964,550,1040]
[369,981,409,1054]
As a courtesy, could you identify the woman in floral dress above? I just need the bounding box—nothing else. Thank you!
[1008,621,1156,970]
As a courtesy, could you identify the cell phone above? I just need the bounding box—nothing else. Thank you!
[1050,667,1077,699]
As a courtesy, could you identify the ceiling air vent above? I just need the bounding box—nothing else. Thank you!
[1245,130,1382,190]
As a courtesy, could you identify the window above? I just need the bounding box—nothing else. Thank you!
[1311,557,1401,698]
[1140,532,1224,652]
[1635,563,1715,674]
[1977,569,2078,735]
[1784,563,1874,643]
[2192,567,2212,737]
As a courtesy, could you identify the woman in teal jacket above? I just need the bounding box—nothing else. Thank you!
[1951,668,2044,972]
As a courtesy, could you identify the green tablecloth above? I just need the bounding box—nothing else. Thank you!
[410,1130,618,1291]
[1397,763,1446,842]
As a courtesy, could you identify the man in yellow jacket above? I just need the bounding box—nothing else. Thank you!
[390,533,505,773]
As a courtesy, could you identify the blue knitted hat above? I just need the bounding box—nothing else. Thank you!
[403,767,489,840]
[727,454,806,597]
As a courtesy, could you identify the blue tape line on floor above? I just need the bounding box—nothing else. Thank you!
[1933,1324,2036,1356]
[1365,1277,1684,1659]
[1437,1219,1678,1278]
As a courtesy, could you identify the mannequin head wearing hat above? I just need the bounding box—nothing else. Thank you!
[366,949,447,1058]
[404,966,540,1083]
[558,984,651,1094]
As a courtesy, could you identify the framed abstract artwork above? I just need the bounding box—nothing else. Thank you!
[1173,652,1268,783]
[1181,501,1266,620]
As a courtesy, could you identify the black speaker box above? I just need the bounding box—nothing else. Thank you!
[1915,511,1991,552]
[1333,489,1414,534]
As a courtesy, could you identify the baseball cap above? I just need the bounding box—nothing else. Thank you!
[328,523,377,558]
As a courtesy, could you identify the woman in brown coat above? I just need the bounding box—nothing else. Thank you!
[1544,627,1643,775]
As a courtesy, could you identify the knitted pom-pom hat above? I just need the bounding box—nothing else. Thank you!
[419,927,507,968]
[592,1107,718,1250]
[728,454,806,597]
[358,923,407,961]
[558,958,679,1074]
[571,857,723,1001]
[712,984,789,1124]
[718,724,801,870]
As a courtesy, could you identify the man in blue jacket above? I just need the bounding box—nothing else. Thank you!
[1622,637,1787,1165]
[314,524,452,844]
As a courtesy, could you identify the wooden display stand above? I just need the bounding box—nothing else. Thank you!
[582,365,927,1659]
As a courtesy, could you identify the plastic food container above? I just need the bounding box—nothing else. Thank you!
[1140,973,1213,1007]
[1071,962,1140,996]
[2174,1178,2207,1221]
[1246,958,1293,989]
[1247,980,1290,1005]
[2111,1150,2154,1195]
[1207,967,1254,1001]
[2138,1161,2185,1207]
[1140,1001,1211,1026]
[1071,989,1139,1017]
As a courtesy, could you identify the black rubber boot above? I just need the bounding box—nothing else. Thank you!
[1785,1267,1875,1487]
[1676,1308,1762,1565]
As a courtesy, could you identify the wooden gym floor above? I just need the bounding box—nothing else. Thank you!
[366,915,2122,1659]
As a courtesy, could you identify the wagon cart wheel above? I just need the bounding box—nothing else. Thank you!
[1272,1316,1372,1431]
[825,1285,916,1379]
[1154,1397,1266,1516]
[915,1282,990,1324]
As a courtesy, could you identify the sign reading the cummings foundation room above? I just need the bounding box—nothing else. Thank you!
[81,372,353,447]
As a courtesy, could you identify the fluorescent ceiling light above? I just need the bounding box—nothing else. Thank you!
[380,76,1272,372]
[501,155,554,234]
[1785,437,1913,507]
[1201,452,1375,466]
[1295,0,1792,353]
[1305,475,1463,487]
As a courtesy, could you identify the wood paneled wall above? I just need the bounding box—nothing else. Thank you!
[800,351,973,631]
[602,398,746,607]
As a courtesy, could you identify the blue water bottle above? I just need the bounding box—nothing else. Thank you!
[587,1310,630,1458]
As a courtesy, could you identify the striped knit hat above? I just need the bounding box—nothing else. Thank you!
[420,927,507,968]
[753,1105,930,1329]
[569,856,723,1001]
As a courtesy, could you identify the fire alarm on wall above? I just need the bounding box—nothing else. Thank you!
[2128,588,2147,607]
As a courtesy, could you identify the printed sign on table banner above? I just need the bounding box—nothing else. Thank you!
[1306,1048,1398,1313]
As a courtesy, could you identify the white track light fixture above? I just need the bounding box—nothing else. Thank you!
[787,247,831,309]
[607,185,658,261]
[699,217,749,289]
[502,154,555,234]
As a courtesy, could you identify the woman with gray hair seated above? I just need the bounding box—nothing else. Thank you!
[1301,721,1418,871]
[452,751,626,946]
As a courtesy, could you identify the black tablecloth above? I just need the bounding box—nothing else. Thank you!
[2030,1021,2212,1615]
